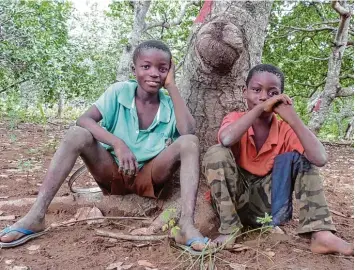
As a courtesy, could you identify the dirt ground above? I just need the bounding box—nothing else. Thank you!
[0,121,353,270]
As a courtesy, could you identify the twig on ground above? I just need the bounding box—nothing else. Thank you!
[95,229,168,241]
[330,209,349,218]
[50,216,150,228]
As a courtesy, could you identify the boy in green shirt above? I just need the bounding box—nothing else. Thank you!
[1,40,212,252]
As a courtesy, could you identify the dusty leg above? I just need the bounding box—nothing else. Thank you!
[132,134,213,250]
[294,156,353,255]
[1,126,116,243]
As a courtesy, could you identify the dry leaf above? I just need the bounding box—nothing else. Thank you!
[5,259,14,265]
[229,263,246,270]
[106,262,123,270]
[0,215,16,221]
[231,244,251,252]
[27,245,40,251]
[0,196,10,199]
[121,264,134,270]
[10,266,30,270]
[73,206,104,224]
[0,211,4,216]
[138,260,155,268]
[264,251,275,257]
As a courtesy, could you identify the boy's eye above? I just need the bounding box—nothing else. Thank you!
[269,91,279,97]
[159,67,168,73]
[252,88,261,92]
[142,65,150,70]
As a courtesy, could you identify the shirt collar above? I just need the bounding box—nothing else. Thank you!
[248,113,279,145]
[117,80,171,123]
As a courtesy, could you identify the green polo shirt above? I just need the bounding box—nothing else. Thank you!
[94,80,179,169]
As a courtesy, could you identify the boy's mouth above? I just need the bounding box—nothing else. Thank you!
[146,81,160,87]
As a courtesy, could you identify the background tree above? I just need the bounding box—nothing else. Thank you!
[263,0,354,139]
[179,0,274,151]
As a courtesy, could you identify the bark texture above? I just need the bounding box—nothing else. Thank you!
[179,0,273,151]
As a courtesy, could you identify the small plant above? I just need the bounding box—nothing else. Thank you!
[160,207,180,237]
[256,212,273,227]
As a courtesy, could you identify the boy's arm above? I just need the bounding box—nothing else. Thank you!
[219,94,292,147]
[273,103,327,167]
[76,105,125,149]
[164,61,195,135]
[76,105,139,175]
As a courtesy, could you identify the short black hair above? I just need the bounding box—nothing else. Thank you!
[133,40,172,64]
[246,64,285,92]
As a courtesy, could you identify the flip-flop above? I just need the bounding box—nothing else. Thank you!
[173,237,218,256]
[0,227,46,248]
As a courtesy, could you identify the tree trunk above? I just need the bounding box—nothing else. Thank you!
[179,0,273,152]
[57,91,64,119]
[115,1,151,81]
[345,116,354,140]
[308,0,352,134]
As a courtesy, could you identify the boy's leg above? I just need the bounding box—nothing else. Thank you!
[0,126,118,243]
[293,155,353,255]
[148,134,214,251]
[202,144,248,246]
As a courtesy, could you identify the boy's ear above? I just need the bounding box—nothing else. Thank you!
[131,64,136,76]
[242,86,247,98]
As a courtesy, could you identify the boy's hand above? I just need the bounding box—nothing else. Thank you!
[273,103,299,125]
[164,60,176,90]
[113,140,139,177]
[262,94,292,113]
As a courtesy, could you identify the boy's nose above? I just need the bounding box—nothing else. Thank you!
[149,68,159,77]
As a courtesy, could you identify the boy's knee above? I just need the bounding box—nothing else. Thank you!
[176,134,199,152]
[203,144,233,167]
[64,126,94,150]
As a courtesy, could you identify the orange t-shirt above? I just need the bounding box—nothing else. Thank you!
[217,112,304,176]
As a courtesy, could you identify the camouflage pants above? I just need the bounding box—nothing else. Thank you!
[202,144,336,235]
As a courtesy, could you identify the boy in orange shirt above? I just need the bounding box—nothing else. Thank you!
[202,64,353,255]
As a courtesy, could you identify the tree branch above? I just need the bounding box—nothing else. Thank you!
[0,78,29,94]
[336,85,354,97]
[331,0,352,16]
[289,26,337,33]
[144,0,198,31]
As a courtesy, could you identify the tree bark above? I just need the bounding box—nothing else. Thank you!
[179,0,273,151]
[115,1,151,82]
[57,91,64,119]
[308,0,352,134]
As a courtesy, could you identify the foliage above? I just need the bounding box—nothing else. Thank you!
[263,1,354,138]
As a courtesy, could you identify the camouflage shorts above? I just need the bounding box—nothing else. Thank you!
[202,144,335,235]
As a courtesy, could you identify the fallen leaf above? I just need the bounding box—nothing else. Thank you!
[0,196,10,199]
[229,263,246,270]
[27,245,40,251]
[5,259,14,265]
[73,206,104,224]
[0,215,16,221]
[264,251,275,257]
[10,266,29,270]
[138,260,155,268]
[231,244,251,252]
[0,211,3,216]
[0,174,9,178]
[121,264,134,270]
[106,262,123,270]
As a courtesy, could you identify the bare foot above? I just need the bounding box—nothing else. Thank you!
[213,230,241,249]
[0,214,45,243]
[174,222,216,251]
[311,231,353,255]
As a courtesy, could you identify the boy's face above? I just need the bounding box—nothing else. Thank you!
[243,71,282,111]
[133,48,171,94]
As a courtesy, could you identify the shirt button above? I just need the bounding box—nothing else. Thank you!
[136,131,139,134]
